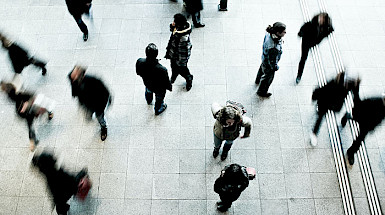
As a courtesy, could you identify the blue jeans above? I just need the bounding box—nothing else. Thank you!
[145,88,166,113]
[214,133,233,153]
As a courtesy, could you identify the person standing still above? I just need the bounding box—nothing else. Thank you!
[184,0,205,28]
[165,13,194,91]
[65,0,92,41]
[136,43,172,115]
[255,22,286,98]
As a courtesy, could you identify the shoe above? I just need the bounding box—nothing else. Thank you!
[155,104,167,115]
[296,77,301,84]
[221,151,228,161]
[310,132,318,146]
[255,78,260,85]
[48,112,54,120]
[186,75,193,91]
[257,92,272,98]
[216,201,223,206]
[213,148,219,158]
[42,67,47,76]
[101,128,107,141]
[83,33,88,42]
[217,204,228,212]
[347,149,354,165]
[341,115,347,127]
[194,23,205,28]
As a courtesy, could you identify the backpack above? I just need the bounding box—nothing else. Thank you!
[226,100,246,115]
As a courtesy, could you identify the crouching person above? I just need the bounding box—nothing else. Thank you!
[32,151,91,215]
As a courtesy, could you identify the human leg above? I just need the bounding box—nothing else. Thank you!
[170,60,179,83]
[347,129,369,165]
[192,11,205,27]
[179,65,193,91]
[213,134,223,158]
[145,88,153,105]
[257,64,275,97]
[96,112,107,141]
[297,42,310,83]
[154,91,167,115]
[255,64,263,85]
[73,15,89,41]
[221,140,233,160]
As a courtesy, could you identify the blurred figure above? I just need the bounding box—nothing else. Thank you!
[184,0,205,28]
[296,13,333,84]
[341,91,385,165]
[136,43,172,115]
[310,72,360,146]
[32,151,91,215]
[255,22,286,98]
[218,0,228,11]
[1,77,55,151]
[211,102,251,160]
[214,164,250,212]
[165,13,194,91]
[65,0,92,41]
[0,32,47,75]
[68,65,111,141]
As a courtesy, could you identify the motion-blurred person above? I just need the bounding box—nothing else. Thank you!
[65,0,92,41]
[341,91,385,165]
[136,43,172,115]
[214,164,250,212]
[184,0,205,28]
[1,77,55,151]
[165,13,194,91]
[32,151,91,215]
[255,22,286,98]
[0,33,47,75]
[310,72,360,146]
[211,102,251,161]
[68,65,111,141]
[296,13,333,84]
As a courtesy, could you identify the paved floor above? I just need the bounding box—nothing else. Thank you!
[0,0,385,214]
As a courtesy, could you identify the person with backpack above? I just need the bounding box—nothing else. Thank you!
[211,101,252,160]
[296,13,333,84]
[255,22,286,98]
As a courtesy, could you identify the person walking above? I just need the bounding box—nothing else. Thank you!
[65,0,92,41]
[310,72,360,146]
[184,0,205,28]
[136,43,172,115]
[255,22,286,98]
[214,164,250,212]
[341,91,385,165]
[68,65,111,141]
[165,13,194,91]
[211,102,252,161]
[296,13,333,84]
[0,33,47,75]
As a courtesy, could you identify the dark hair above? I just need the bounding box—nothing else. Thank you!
[145,43,158,59]
[266,22,286,34]
[314,12,331,26]
[217,106,241,126]
[223,164,245,182]
[174,13,187,28]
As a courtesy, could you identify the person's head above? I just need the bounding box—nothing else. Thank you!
[0,32,12,49]
[70,65,87,83]
[32,151,57,174]
[317,12,331,26]
[223,164,245,182]
[173,13,187,28]
[217,106,241,127]
[266,22,287,39]
[145,43,158,59]
[0,81,16,94]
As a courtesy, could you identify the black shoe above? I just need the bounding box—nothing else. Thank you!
[186,75,193,91]
[155,104,167,115]
[42,67,47,76]
[194,23,205,28]
[217,204,228,212]
[213,149,219,158]
[255,78,260,85]
[101,128,107,141]
[296,77,301,84]
[221,152,228,161]
[83,33,88,41]
[257,92,272,98]
[347,149,354,165]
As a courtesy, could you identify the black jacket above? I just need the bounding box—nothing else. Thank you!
[298,15,334,47]
[136,58,172,93]
[351,97,385,132]
[65,0,92,17]
[214,165,249,201]
[184,0,203,13]
[69,74,111,114]
[312,80,349,113]
[7,43,31,74]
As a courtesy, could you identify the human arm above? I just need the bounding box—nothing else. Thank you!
[211,103,222,119]
[266,48,279,71]
[240,116,252,138]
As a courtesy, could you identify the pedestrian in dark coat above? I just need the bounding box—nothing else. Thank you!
[32,151,89,215]
[165,13,194,91]
[214,164,250,212]
[296,13,333,84]
[0,33,47,75]
[65,0,92,41]
[341,91,385,165]
[68,65,111,141]
[136,43,172,115]
[310,72,360,146]
[255,22,286,98]
[184,0,205,28]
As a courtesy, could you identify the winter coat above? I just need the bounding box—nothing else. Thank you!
[165,22,192,67]
[65,0,92,17]
[351,97,385,132]
[261,33,282,71]
[184,0,203,13]
[214,164,249,202]
[312,80,349,113]
[298,15,334,47]
[211,103,252,140]
[136,58,172,93]
[68,73,111,115]
[7,43,31,74]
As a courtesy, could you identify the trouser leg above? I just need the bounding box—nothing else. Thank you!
[178,65,192,81]
[313,109,326,135]
[192,11,201,25]
[297,42,310,79]
[145,88,153,104]
[213,134,223,150]
[222,140,233,154]
[28,57,46,69]
[73,15,88,34]
[170,61,179,83]
[255,64,263,84]
[257,64,275,94]
[154,91,166,112]
[348,129,369,156]
[95,112,107,129]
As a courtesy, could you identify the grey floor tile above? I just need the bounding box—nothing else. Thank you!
[76,148,103,172]
[314,198,344,215]
[259,174,286,199]
[233,200,262,215]
[98,173,126,199]
[306,149,336,173]
[179,200,207,215]
[125,174,153,200]
[260,199,288,215]
[20,170,47,197]
[151,200,179,215]
[16,197,45,215]
[101,148,128,173]
[179,174,206,199]
[0,171,24,196]
[288,198,316,215]
[279,126,306,149]
[96,198,125,215]
[152,174,179,199]
[179,149,206,173]
[153,149,179,174]
[285,173,313,198]
[256,149,283,173]
[123,199,151,215]
[0,196,18,214]
[311,173,341,198]
[282,148,310,173]
[127,148,154,174]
